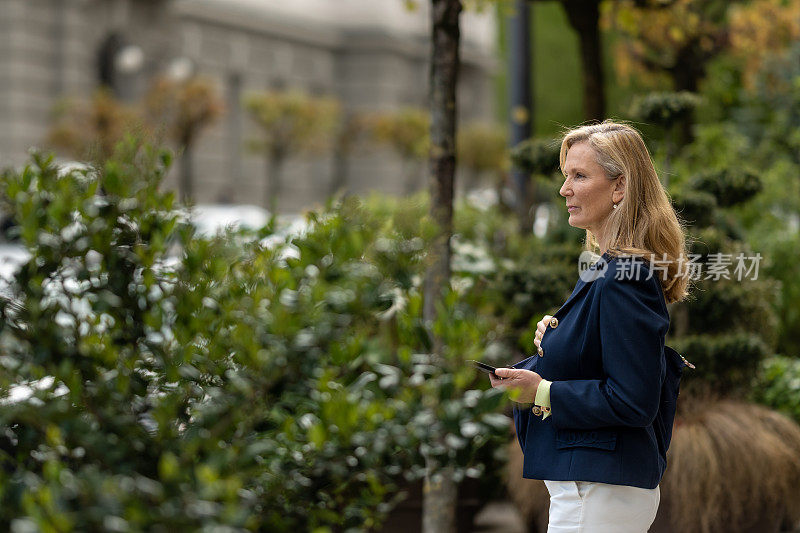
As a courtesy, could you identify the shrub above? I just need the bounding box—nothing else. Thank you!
[509,138,561,178]
[0,142,510,531]
[671,190,717,228]
[684,279,778,343]
[629,92,702,129]
[689,167,763,208]
[753,355,800,423]
[669,333,769,395]
[760,235,800,355]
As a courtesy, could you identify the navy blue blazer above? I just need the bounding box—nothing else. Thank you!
[511,251,683,489]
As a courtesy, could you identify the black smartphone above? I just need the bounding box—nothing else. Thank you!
[470,360,502,378]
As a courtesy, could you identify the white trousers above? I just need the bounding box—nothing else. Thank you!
[544,480,660,533]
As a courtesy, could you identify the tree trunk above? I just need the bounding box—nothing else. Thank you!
[424,0,460,326]
[330,146,349,198]
[670,44,703,145]
[266,149,284,213]
[423,464,458,533]
[330,113,355,198]
[422,0,461,532]
[180,145,193,203]
[562,0,605,121]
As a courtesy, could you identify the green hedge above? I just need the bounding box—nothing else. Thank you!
[753,355,800,423]
[670,333,769,396]
[0,143,511,531]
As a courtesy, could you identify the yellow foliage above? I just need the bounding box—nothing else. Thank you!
[604,0,728,87]
[729,0,800,88]
[457,122,508,174]
[244,90,341,156]
[48,88,142,163]
[608,0,800,90]
[366,107,430,161]
[144,76,224,147]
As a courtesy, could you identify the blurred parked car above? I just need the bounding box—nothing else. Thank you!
[0,242,30,299]
[189,204,271,238]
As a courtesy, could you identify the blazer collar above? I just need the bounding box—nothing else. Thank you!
[555,251,614,317]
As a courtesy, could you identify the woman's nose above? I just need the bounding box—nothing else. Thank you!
[559,180,570,198]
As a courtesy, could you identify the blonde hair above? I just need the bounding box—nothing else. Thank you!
[559,121,690,303]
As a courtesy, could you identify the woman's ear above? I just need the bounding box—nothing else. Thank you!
[612,175,626,204]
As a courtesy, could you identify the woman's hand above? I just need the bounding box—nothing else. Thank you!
[533,314,553,352]
[489,368,543,404]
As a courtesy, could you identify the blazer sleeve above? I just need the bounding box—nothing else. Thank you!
[548,271,669,430]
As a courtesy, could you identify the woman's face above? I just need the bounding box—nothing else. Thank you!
[559,142,621,236]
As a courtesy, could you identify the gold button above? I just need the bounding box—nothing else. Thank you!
[532,406,542,416]
[550,317,559,328]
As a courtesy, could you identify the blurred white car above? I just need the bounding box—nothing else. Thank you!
[0,243,30,298]
[187,204,307,241]
[186,204,307,263]
[188,204,271,238]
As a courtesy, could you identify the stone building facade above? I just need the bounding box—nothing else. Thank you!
[0,0,497,213]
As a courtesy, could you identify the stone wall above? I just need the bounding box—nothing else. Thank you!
[0,0,497,213]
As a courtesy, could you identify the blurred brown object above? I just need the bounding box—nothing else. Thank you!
[506,399,800,533]
[244,90,340,209]
[377,478,484,533]
[144,76,224,202]
[48,88,141,164]
[457,121,508,194]
[364,107,430,195]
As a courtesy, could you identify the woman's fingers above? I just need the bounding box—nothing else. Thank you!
[539,315,552,334]
[494,368,513,379]
[490,369,515,386]
[534,324,542,349]
[495,368,525,381]
[534,314,552,350]
[536,315,552,335]
[493,368,541,403]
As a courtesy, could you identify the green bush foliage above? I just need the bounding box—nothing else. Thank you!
[627,85,782,401]
[671,333,769,396]
[753,355,800,423]
[689,168,763,208]
[760,235,800,357]
[0,143,511,531]
[671,190,717,228]
[509,138,561,178]
[684,279,778,341]
[629,92,702,129]
[667,188,779,396]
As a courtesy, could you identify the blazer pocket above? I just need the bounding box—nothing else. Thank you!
[555,428,617,451]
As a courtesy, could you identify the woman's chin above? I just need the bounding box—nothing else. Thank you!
[567,216,584,229]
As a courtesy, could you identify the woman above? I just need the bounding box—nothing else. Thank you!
[490,121,690,533]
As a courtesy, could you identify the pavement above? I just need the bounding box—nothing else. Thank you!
[471,501,527,533]
[469,501,800,533]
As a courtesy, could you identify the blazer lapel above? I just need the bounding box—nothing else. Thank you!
[554,253,611,316]
[554,278,590,317]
